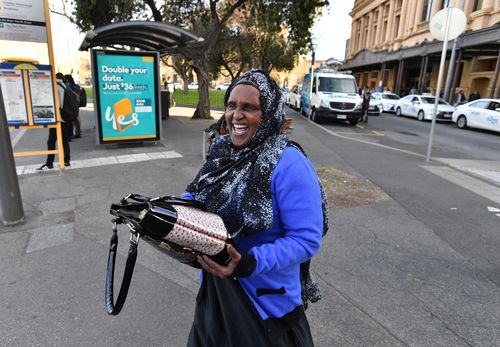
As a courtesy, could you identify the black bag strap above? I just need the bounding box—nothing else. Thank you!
[105,219,139,315]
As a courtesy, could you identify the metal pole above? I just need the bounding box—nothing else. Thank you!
[443,0,465,101]
[0,86,25,225]
[443,38,457,101]
[449,48,462,101]
[308,50,315,121]
[426,7,452,162]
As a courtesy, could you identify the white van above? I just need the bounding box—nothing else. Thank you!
[301,70,362,125]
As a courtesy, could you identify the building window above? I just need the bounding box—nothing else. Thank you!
[421,0,434,22]
[440,0,451,9]
[472,0,483,11]
[382,19,388,42]
[396,0,403,10]
[394,15,400,38]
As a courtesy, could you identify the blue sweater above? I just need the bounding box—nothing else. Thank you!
[185,146,323,319]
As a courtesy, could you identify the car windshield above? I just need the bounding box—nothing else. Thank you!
[382,94,399,100]
[421,97,449,105]
[318,77,357,93]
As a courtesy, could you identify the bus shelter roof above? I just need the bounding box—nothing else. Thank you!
[79,21,203,52]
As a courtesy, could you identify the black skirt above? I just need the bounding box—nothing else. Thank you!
[187,272,314,347]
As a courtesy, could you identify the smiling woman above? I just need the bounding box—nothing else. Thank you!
[224,84,262,148]
[182,70,329,346]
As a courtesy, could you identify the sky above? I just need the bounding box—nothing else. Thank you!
[0,0,355,74]
[312,0,355,61]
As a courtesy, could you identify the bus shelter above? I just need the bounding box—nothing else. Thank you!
[79,21,203,144]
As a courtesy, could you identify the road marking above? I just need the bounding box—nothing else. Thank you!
[371,130,384,136]
[334,131,384,137]
[487,206,500,213]
[421,166,500,205]
[356,124,364,129]
[307,120,425,158]
[16,150,183,176]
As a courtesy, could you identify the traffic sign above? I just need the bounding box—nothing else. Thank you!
[430,7,466,41]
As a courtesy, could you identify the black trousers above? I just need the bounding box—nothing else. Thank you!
[46,122,70,165]
[69,114,81,136]
[188,272,314,347]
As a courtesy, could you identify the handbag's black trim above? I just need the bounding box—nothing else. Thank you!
[256,286,286,297]
[233,253,256,277]
[105,220,138,315]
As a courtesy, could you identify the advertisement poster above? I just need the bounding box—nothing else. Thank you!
[93,50,160,143]
[0,0,47,43]
[0,68,28,125]
[28,69,56,124]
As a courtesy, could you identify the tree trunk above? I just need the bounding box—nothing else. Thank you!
[192,65,212,119]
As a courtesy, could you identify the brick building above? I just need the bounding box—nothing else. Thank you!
[342,0,500,100]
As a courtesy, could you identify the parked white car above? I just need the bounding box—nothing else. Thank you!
[215,82,231,91]
[395,94,455,121]
[368,94,383,115]
[452,99,500,133]
[287,84,302,110]
[371,92,400,113]
[187,82,198,90]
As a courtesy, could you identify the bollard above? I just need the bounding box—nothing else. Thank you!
[0,85,24,225]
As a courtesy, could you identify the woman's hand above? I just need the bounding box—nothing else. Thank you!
[197,245,241,279]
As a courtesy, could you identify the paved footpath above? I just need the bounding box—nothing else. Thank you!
[1,105,500,346]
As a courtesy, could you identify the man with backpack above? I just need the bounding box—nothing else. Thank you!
[64,74,86,139]
[37,73,78,171]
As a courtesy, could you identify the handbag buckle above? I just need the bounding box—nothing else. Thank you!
[130,232,141,245]
[129,232,140,245]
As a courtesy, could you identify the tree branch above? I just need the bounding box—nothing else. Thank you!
[220,0,247,24]
[143,0,163,21]
[49,0,75,24]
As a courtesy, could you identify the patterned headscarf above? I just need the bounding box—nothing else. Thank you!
[186,70,289,236]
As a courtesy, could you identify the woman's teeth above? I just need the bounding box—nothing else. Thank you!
[233,124,248,135]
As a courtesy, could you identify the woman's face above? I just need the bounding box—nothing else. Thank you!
[225,84,262,149]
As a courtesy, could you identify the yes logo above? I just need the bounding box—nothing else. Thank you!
[105,98,139,132]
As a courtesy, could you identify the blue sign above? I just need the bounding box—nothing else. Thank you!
[92,50,161,143]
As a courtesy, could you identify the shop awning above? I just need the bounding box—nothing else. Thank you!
[79,21,204,52]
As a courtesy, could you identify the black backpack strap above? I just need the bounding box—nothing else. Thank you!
[105,219,139,315]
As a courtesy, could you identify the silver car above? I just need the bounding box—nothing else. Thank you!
[371,92,400,113]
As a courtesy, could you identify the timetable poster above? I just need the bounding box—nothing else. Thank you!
[0,0,47,43]
[93,50,160,144]
[0,69,28,125]
[28,69,56,124]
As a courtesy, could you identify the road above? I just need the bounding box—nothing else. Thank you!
[313,111,500,161]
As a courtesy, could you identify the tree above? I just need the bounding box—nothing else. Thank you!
[62,0,327,119]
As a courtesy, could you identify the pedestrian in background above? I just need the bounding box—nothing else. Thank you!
[37,73,73,170]
[184,70,326,346]
[64,74,86,139]
[469,90,481,102]
[361,91,370,123]
[453,90,466,106]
